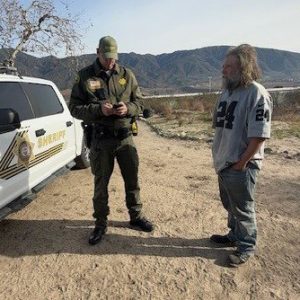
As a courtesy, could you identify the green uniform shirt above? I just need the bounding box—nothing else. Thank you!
[69,59,144,132]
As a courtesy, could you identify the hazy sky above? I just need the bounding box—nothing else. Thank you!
[21,0,300,55]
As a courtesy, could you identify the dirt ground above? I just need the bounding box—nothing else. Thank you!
[0,122,299,300]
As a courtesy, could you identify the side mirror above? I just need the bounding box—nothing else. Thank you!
[0,108,21,133]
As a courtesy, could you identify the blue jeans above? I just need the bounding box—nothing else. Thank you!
[218,165,259,254]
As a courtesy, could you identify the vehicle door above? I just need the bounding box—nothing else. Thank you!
[0,81,35,208]
[19,81,76,188]
[0,81,76,209]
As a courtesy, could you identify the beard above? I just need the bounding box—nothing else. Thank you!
[222,72,241,90]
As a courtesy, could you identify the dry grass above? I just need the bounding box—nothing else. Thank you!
[145,90,300,140]
[61,88,300,139]
[143,94,218,119]
[270,90,300,138]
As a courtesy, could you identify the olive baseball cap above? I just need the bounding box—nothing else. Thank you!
[98,36,118,60]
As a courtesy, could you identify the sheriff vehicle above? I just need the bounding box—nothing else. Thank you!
[0,64,90,220]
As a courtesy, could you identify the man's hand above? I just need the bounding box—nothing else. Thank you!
[231,137,266,171]
[101,101,114,116]
[113,102,128,117]
[231,160,247,171]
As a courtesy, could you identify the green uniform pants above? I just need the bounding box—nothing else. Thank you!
[90,135,142,226]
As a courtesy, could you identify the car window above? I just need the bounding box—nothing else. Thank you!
[0,82,34,121]
[21,83,63,118]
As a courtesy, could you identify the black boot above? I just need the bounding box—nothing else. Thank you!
[88,225,107,245]
[130,217,154,232]
[210,234,235,247]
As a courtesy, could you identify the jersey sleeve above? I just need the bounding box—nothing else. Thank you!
[247,88,272,138]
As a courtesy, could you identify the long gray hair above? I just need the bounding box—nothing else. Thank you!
[227,44,261,86]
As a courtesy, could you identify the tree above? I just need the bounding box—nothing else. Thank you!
[0,0,86,66]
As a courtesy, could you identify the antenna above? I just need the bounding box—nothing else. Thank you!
[208,76,212,93]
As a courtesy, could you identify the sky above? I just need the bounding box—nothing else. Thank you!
[20,0,300,56]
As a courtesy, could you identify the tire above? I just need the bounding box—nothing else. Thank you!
[74,136,90,169]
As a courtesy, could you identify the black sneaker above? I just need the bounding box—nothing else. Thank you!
[130,217,154,232]
[228,251,251,267]
[88,226,107,245]
[210,234,235,247]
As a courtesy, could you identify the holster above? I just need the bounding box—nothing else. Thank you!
[81,123,93,148]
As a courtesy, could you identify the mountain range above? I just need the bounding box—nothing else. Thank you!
[1,46,300,94]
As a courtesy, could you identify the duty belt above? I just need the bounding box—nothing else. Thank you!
[93,124,132,140]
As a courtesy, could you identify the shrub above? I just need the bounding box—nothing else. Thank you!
[271,90,300,122]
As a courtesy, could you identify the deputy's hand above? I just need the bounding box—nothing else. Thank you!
[101,102,114,116]
[113,102,128,117]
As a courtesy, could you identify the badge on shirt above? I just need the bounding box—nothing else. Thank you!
[118,78,127,86]
[87,79,101,92]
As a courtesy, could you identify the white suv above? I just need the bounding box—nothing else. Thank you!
[0,65,90,219]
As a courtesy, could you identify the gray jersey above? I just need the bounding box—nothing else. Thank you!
[212,81,272,173]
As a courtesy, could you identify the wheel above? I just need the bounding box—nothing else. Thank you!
[74,135,90,169]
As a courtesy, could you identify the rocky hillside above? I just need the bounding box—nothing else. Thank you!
[1,46,300,93]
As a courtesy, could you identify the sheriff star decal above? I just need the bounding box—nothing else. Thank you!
[12,133,35,168]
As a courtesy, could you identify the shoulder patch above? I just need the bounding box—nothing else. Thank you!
[74,74,80,84]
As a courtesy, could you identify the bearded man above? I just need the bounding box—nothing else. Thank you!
[210,44,272,267]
